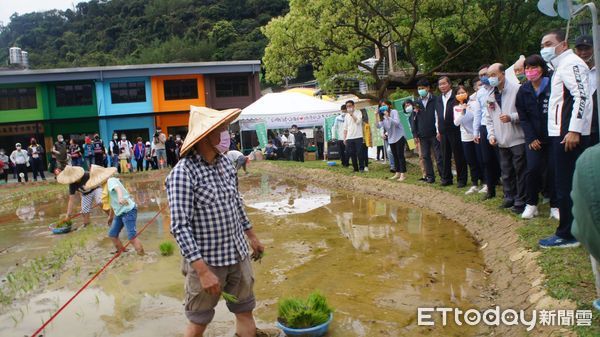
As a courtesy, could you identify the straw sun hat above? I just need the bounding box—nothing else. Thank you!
[84,165,118,190]
[56,165,85,184]
[179,105,241,156]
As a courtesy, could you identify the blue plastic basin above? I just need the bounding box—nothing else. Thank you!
[326,161,337,166]
[276,313,333,337]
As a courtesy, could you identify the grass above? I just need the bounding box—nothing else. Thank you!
[158,241,175,256]
[278,291,333,329]
[259,158,600,336]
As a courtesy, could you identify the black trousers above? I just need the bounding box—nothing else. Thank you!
[16,164,28,182]
[337,140,348,166]
[31,158,45,180]
[524,144,556,206]
[478,126,501,193]
[389,138,407,173]
[294,147,305,162]
[346,138,365,171]
[362,144,369,167]
[420,136,443,181]
[462,141,482,186]
[440,129,467,185]
[376,146,384,160]
[317,142,324,160]
[551,136,589,240]
[136,158,144,172]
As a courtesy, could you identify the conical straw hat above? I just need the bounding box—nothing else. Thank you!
[179,105,241,156]
[84,165,118,190]
[56,165,85,185]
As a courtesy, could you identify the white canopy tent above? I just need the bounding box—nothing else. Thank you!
[237,92,342,131]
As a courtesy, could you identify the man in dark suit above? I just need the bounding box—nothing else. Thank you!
[435,76,468,187]
[414,78,443,183]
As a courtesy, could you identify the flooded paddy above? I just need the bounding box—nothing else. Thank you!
[0,173,490,336]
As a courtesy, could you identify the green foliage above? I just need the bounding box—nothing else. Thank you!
[158,241,175,256]
[0,0,289,68]
[222,292,239,303]
[262,0,573,99]
[54,219,73,229]
[277,291,332,329]
[388,89,414,102]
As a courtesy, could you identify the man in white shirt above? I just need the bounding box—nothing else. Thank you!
[343,100,366,172]
[538,29,593,249]
[331,104,349,166]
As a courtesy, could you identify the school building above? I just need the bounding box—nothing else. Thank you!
[0,61,261,167]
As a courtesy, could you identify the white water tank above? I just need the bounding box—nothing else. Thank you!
[21,51,29,68]
[9,47,22,64]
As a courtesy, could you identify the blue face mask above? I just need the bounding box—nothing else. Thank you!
[405,105,414,114]
[540,46,557,63]
[379,105,389,112]
[480,76,490,86]
[418,89,428,97]
[488,76,500,87]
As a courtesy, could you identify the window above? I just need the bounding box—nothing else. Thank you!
[55,84,93,107]
[0,87,37,110]
[110,81,146,104]
[164,79,198,101]
[215,76,249,97]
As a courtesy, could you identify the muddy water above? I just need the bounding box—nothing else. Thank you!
[0,174,489,336]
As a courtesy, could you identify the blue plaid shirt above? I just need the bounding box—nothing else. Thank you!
[165,153,251,266]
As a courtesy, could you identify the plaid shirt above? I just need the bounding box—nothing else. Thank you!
[165,153,251,266]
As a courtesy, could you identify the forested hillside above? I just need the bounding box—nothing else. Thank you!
[0,0,288,69]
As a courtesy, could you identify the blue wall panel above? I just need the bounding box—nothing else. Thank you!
[96,77,153,116]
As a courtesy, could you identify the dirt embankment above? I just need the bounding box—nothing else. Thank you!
[254,162,576,337]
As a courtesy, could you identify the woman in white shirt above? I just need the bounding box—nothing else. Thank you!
[454,85,484,195]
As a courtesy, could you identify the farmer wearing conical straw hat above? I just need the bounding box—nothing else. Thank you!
[166,106,270,337]
[57,165,111,228]
[84,165,144,255]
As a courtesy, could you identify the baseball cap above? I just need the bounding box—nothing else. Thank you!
[575,35,593,48]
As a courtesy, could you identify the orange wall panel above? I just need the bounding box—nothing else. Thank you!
[156,113,190,136]
[151,74,206,112]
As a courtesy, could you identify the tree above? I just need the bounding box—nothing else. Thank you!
[263,0,492,99]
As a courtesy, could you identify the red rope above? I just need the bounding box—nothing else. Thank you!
[31,205,166,337]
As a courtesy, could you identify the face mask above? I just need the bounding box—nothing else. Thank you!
[114,136,118,140]
[176,137,181,141]
[347,107,354,113]
[540,46,557,63]
[525,69,542,82]
[121,137,126,140]
[215,130,230,153]
[488,77,500,87]
[379,105,389,112]
[480,76,490,86]
[405,105,414,113]
[418,89,428,97]
[58,138,64,142]
[16,146,21,149]
[456,93,468,103]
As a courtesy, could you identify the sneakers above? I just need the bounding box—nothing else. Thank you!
[465,186,479,195]
[500,199,514,209]
[539,235,580,249]
[364,167,369,172]
[389,173,400,180]
[397,173,406,182]
[511,205,525,214]
[521,205,539,219]
[478,185,488,194]
[549,208,560,221]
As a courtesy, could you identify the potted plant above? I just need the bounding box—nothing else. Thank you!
[49,219,73,234]
[276,291,333,337]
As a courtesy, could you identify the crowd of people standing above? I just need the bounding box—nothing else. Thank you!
[0,126,188,184]
[328,29,597,250]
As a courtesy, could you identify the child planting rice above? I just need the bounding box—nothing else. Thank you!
[85,165,144,255]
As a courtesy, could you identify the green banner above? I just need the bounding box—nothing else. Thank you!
[366,106,384,147]
[324,116,337,142]
[255,123,268,149]
[392,96,416,150]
